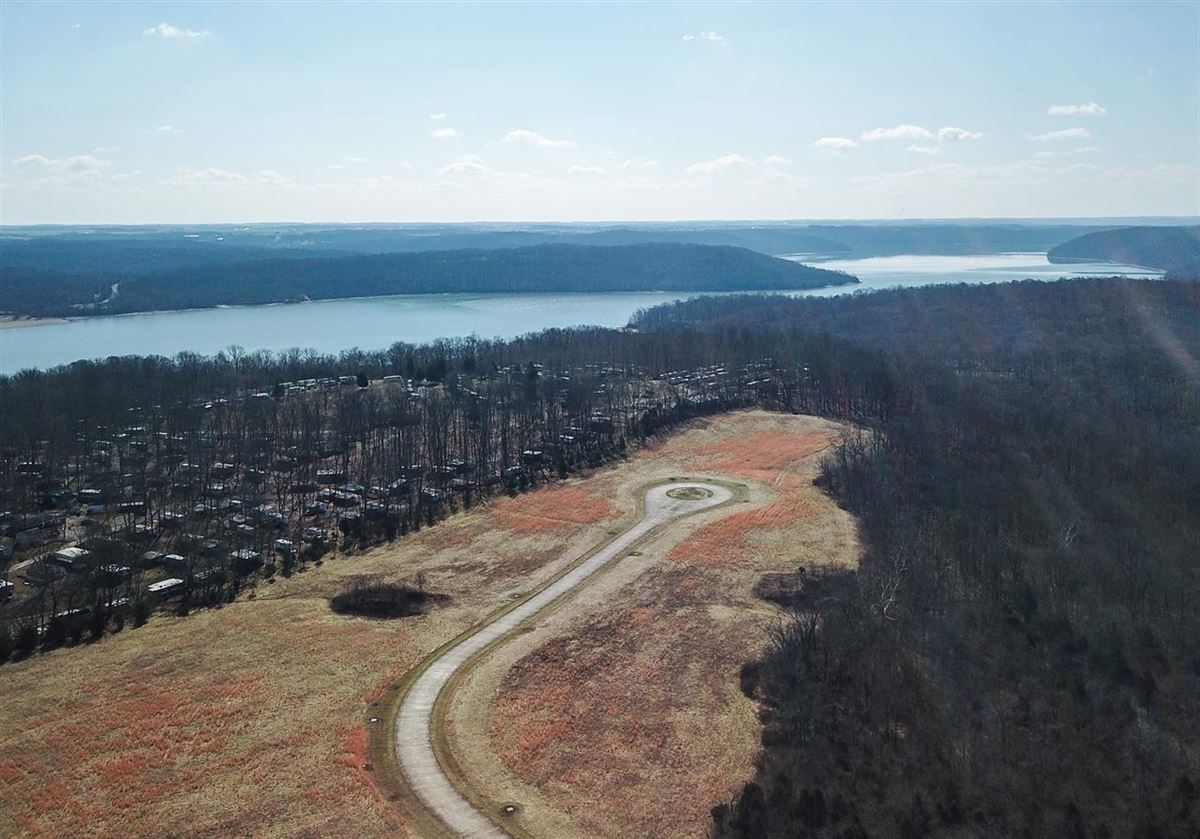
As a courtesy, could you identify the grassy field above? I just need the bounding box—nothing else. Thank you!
[447,412,860,839]
[0,410,857,838]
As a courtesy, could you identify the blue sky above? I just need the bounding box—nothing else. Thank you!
[2,1,1197,223]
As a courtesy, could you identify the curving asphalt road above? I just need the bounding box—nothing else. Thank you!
[394,481,735,838]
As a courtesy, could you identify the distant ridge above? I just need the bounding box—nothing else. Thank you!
[0,221,1149,270]
[0,243,856,318]
[1048,226,1200,279]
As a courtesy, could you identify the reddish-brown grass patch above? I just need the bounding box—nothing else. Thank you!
[701,429,832,481]
[0,603,412,838]
[666,428,832,568]
[488,486,616,535]
[669,488,815,567]
[489,594,762,838]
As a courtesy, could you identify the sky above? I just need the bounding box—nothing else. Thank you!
[1,1,1198,224]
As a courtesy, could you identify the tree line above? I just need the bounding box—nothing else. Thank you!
[0,314,896,659]
[684,279,1200,839]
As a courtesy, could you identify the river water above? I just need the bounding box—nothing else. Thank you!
[0,253,1161,374]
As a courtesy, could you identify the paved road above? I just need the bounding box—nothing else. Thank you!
[394,481,734,838]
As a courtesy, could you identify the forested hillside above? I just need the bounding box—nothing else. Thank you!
[1048,225,1200,278]
[637,283,1200,839]
[0,243,853,318]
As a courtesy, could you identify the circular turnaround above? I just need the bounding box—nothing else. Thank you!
[393,480,734,839]
[666,486,714,501]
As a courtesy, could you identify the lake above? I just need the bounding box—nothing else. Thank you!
[0,253,1162,374]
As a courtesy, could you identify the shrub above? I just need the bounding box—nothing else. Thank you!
[15,624,38,658]
[329,575,445,619]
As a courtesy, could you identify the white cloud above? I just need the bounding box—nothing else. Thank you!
[1034,146,1100,160]
[684,153,753,175]
[753,166,807,190]
[429,112,447,120]
[160,167,288,188]
[12,153,110,180]
[567,165,606,176]
[812,136,858,153]
[502,129,578,148]
[432,127,458,140]
[862,124,934,142]
[143,22,210,39]
[937,126,982,141]
[907,145,943,155]
[620,159,659,169]
[764,154,794,166]
[155,125,184,135]
[1048,101,1107,116]
[682,31,725,43]
[345,156,368,164]
[1026,127,1091,142]
[436,154,489,176]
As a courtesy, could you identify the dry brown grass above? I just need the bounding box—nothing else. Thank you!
[0,600,411,838]
[470,411,860,839]
[487,486,616,535]
[0,476,625,838]
[0,410,856,839]
[488,583,766,838]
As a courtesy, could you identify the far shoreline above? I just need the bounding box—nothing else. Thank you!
[0,281,859,326]
[0,315,72,330]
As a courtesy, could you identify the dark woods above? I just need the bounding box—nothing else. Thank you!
[694,280,1200,839]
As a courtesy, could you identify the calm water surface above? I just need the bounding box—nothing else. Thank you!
[0,253,1162,374]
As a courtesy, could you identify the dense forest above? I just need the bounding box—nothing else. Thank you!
[1048,225,1200,278]
[656,282,1199,839]
[1,277,1197,837]
[0,242,853,318]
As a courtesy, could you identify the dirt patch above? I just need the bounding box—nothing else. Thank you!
[667,486,715,500]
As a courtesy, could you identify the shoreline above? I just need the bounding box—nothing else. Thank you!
[0,315,72,330]
[0,281,859,325]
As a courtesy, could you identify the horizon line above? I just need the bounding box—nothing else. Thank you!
[3,214,1198,230]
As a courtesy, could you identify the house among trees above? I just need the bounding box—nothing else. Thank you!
[146,577,185,599]
[48,546,90,572]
